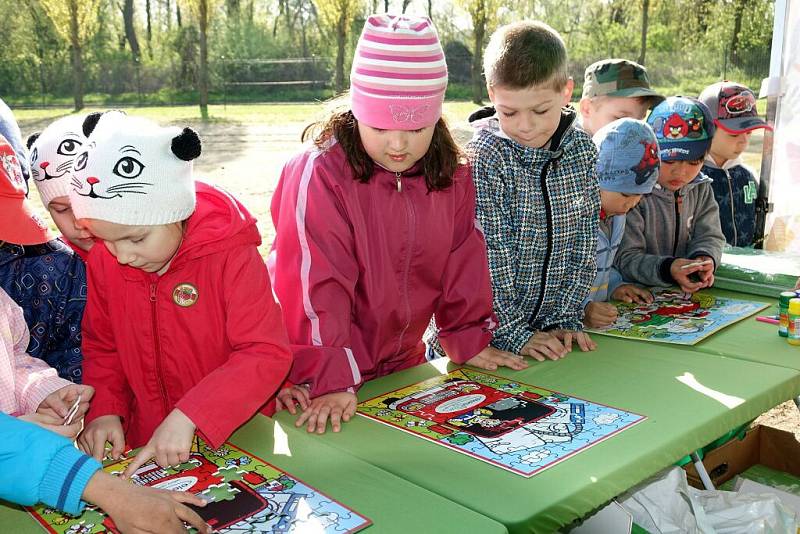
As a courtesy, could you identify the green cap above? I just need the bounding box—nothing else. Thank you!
[582,59,665,105]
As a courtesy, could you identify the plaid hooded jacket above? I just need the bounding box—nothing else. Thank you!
[467,107,600,354]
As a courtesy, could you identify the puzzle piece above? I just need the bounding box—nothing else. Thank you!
[214,464,246,483]
[201,482,240,502]
[165,457,202,475]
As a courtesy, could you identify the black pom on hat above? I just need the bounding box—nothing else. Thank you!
[26,133,40,149]
[171,128,202,161]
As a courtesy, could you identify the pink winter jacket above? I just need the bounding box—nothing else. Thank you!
[0,288,70,416]
[270,142,496,397]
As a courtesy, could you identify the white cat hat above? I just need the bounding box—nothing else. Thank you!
[27,114,87,206]
[69,111,201,226]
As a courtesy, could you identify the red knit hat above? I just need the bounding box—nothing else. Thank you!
[0,135,55,245]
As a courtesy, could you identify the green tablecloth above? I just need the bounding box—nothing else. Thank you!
[682,288,800,370]
[275,339,800,534]
[0,415,507,534]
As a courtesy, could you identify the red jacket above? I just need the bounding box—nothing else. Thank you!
[270,143,495,398]
[82,182,292,448]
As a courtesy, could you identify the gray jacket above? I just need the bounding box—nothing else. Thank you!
[615,173,725,286]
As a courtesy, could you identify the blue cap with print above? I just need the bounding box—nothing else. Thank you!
[646,96,715,161]
[593,118,660,194]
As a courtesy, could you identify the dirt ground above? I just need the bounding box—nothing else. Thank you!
[16,106,793,438]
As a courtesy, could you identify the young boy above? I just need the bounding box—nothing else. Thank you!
[468,21,599,360]
[70,111,292,475]
[28,114,95,258]
[583,118,660,328]
[579,59,665,136]
[615,97,726,293]
[698,81,771,247]
[0,134,86,383]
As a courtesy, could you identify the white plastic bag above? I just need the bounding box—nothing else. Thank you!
[618,467,798,534]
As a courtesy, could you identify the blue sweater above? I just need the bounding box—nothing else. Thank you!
[0,239,86,382]
[0,413,101,515]
[584,214,626,306]
[702,156,758,247]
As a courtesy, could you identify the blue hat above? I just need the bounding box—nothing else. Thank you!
[593,118,660,194]
[646,96,715,161]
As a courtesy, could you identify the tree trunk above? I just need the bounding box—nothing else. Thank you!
[145,0,153,57]
[122,0,142,61]
[471,12,486,104]
[428,0,432,20]
[198,0,209,119]
[729,0,745,67]
[638,0,649,65]
[166,0,172,30]
[402,0,411,13]
[334,10,347,92]
[176,3,182,27]
[68,0,84,111]
[226,0,240,18]
[384,0,389,12]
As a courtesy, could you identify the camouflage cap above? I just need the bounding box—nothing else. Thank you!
[582,59,665,105]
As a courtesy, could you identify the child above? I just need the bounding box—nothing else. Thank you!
[270,14,526,435]
[615,97,726,293]
[0,134,86,383]
[1,287,93,438]
[70,111,293,475]
[0,97,30,182]
[579,59,665,136]
[698,81,772,247]
[583,118,660,328]
[467,21,599,359]
[1,414,211,533]
[28,114,95,258]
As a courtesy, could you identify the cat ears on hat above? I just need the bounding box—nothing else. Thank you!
[26,132,39,149]
[80,111,202,161]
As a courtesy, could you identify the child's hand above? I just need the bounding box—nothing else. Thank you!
[295,391,357,434]
[551,329,597,352]
[670,258,708,293]
[83,470,211,534]
[692,255,715,287]
[520,332,568,361]
[123,409,196,477]
[275,385,311,415]
[78,415,125,461]
[611,284,654,304]
[37,384,94,422]
[583,302,618,328]
[18,412,83,439]
[464,345,528,371]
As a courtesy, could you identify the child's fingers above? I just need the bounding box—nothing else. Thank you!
[295,391,310,410]
[561,332,573,352]
[329,409,343,433]
[167,491,208,508]
[123,445,154,478]
[295,408,313,428]
[174,504,212,534]
[110,428,126,460]
[90,434,108,461]
[315,405,332,434]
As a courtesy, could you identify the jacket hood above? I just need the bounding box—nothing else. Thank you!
[652,171,712,197]
[176,181,261,264]
[703,153,744,171]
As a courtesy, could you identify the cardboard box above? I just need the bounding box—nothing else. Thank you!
[684,425,800,489]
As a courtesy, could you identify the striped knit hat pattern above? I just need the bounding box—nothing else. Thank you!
[350,14,448,130]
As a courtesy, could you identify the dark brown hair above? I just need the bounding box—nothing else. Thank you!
[301,109,462,192]
[483,21,568,91]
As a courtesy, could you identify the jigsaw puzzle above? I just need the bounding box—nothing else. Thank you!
[27,437,371,533]
[585,288,768,345]
[357,368,645,477]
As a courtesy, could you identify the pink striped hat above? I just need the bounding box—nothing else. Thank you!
[350,14,448,130]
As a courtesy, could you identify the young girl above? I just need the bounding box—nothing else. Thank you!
[28,114,95,258]
[270,14,526,435]
[70,111,293,475]
[1,287,93,438]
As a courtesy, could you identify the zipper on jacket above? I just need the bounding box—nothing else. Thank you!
[395,172,402,193]
[672,191,682,256]
[725,169,738,246]
[150,282,171,415]
[394,181,415,357]
[529,153,559,324]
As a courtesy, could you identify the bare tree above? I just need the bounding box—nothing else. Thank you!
[120,0,142,61]
[182,0,217,118]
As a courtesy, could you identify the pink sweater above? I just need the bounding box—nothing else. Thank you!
[0,289,70,415]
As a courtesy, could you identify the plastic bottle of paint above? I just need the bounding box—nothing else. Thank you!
[779,291,795,337]
[788,298,800,346]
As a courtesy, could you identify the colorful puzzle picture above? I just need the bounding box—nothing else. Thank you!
[357,368,645,477]
[27,437,371,534]
[586,287,769,345]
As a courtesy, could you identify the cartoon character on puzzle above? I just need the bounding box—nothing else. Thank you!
[382,378,555,439]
